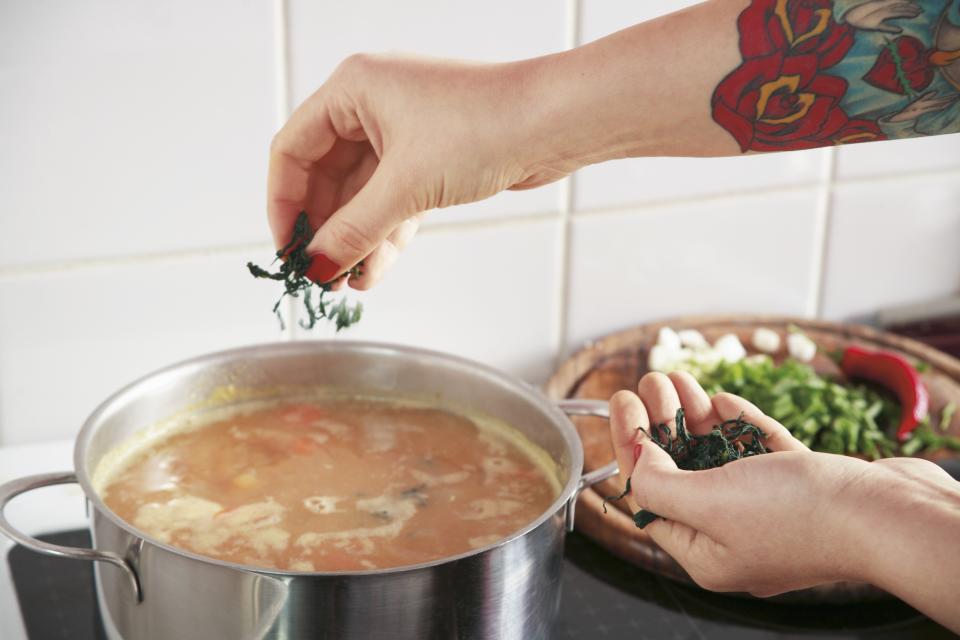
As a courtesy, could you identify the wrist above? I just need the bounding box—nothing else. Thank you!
[508,1,745,172]
[510,46,651,175]
[839,458,960,594]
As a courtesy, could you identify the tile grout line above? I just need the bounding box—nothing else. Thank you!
[4,163,958,280]
[273,0,296,341]
[806,147,837,318]
[0,243,275,280]
[568,162,960,221]
[552,0,581,371]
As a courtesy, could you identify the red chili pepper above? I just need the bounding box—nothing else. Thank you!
[838,346,929,441]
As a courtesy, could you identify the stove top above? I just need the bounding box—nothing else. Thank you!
[7,530,954,639]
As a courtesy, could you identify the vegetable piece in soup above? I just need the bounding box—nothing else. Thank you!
[98,398,560,571]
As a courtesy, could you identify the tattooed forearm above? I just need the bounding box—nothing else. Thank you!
[711,0,960,151]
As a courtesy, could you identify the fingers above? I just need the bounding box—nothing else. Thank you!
[629,430,720,529]
[668,371,719,434]
[874,23,903,33]
[267,86,339,250]
[608,390,650,490]
[305,165,413,281]
[887,1,921,15]
[348,214,422,290]
[637,373,682,438]
[711,392,808,453]
[920,95,959,111]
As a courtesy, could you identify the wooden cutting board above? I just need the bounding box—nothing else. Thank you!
[544,315,960,604]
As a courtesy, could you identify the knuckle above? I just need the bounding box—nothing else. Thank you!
[269,132,287,156]
[335,52,379,78]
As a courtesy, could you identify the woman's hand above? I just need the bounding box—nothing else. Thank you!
[885,91,960,123]
[842,0,922,33]
[267,54,569,289]
[609,371,960,631]
[609,371,875,596]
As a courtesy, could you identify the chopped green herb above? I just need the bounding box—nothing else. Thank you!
[939,402,956,433]
[902,409,960,454]
[604,408,767,529]
[247,211,362,331]
[697,357,900,459]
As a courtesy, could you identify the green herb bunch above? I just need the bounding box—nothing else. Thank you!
[604,408,768,529]
[247,212,362,331]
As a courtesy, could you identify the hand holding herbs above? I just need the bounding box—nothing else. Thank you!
[648,326,960,459]
[604,371,960,623]
[604,407,769,528]
[248,212,363,331]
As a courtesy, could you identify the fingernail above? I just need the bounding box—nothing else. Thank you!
[633,443,643,464]
[305,253,340,284]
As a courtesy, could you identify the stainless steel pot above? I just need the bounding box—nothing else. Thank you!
[0,342,618,640]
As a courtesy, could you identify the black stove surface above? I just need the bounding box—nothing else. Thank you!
[8,530,955,639]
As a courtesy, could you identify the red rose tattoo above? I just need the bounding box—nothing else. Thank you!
[713,0,884,151]
[738,0,854,65]
[713,51,882,151]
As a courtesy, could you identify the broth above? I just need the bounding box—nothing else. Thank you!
[98,397,560,572]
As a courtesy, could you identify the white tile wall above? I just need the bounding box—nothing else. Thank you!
[573,151,825,212]
[821,175,960,320]
[565,189,821,351]
[0,1,958,445]
[580,0,708,43]
[835,135,960,180]
[0,1,276,268]
[0,251,283,445]
[292,219,562,384]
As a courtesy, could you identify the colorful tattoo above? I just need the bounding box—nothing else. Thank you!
[712,0,960,151]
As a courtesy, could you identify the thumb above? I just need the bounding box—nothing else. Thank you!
[630,436,719,529]
[304,166,412,282]
[875,23,902,34]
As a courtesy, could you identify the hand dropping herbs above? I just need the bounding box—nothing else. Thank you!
[247,212,363,331]
[603,408,768,529]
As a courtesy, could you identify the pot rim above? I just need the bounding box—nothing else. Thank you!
[73,340,584,577]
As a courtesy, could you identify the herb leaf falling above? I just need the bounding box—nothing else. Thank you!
[247,211,363,331]
[603,408,768,529]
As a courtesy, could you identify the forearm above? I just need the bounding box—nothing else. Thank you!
[852,462,960,631]
[525,0,746,166]
[521,0,959,168]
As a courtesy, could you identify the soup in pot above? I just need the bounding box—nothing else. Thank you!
[97,396,560,572]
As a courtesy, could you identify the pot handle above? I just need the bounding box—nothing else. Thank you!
[557,399,621,532]
[0,471,142,602]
